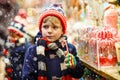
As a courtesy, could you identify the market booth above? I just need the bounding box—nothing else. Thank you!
[69,0,120,79]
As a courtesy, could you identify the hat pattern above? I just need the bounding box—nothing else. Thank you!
[8,21,26,37]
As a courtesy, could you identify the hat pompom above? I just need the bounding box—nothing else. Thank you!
[18,9,27,19]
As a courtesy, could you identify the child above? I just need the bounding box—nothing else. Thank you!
[4,10,32,80]
[22,4,84,80]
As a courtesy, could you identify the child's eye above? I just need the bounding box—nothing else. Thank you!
[53,26,58,29]
[43,25,49,29]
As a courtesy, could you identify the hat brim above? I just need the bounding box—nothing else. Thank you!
[8,26,24,37]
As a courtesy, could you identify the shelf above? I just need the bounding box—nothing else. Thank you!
[80,58,120,80]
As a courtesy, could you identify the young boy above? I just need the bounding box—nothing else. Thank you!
[22,4,84,80]
[4,10,32,80]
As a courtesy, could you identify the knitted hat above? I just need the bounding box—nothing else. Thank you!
[7,9,27,37]
[38,4,67,34]
[8,21,26,37]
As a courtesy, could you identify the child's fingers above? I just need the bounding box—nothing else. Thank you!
[64,51,68,56]
[64,56,72,62]
[64,53,77,68]
[65,61,71,67]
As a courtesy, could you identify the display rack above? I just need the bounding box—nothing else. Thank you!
[80,57,120,80]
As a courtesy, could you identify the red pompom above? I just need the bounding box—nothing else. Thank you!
[18,9,27,19]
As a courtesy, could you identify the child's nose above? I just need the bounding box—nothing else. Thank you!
[48,27,53,32]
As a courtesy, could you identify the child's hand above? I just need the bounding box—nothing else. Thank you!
[64,51,76,68]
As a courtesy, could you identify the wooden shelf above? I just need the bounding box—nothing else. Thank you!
[80,58,120,80]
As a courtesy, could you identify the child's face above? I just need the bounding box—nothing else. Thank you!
[41,16,63,42]
[9,31,22,41]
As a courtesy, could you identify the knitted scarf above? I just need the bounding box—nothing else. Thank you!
[36,36,71,80]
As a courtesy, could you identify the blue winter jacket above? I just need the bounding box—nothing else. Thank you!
[22,43,84,80]
[9,43,32,80]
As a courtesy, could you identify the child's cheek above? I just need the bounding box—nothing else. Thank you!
[41,32,47,37]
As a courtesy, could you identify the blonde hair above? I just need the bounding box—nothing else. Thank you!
[42,16,62,26]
